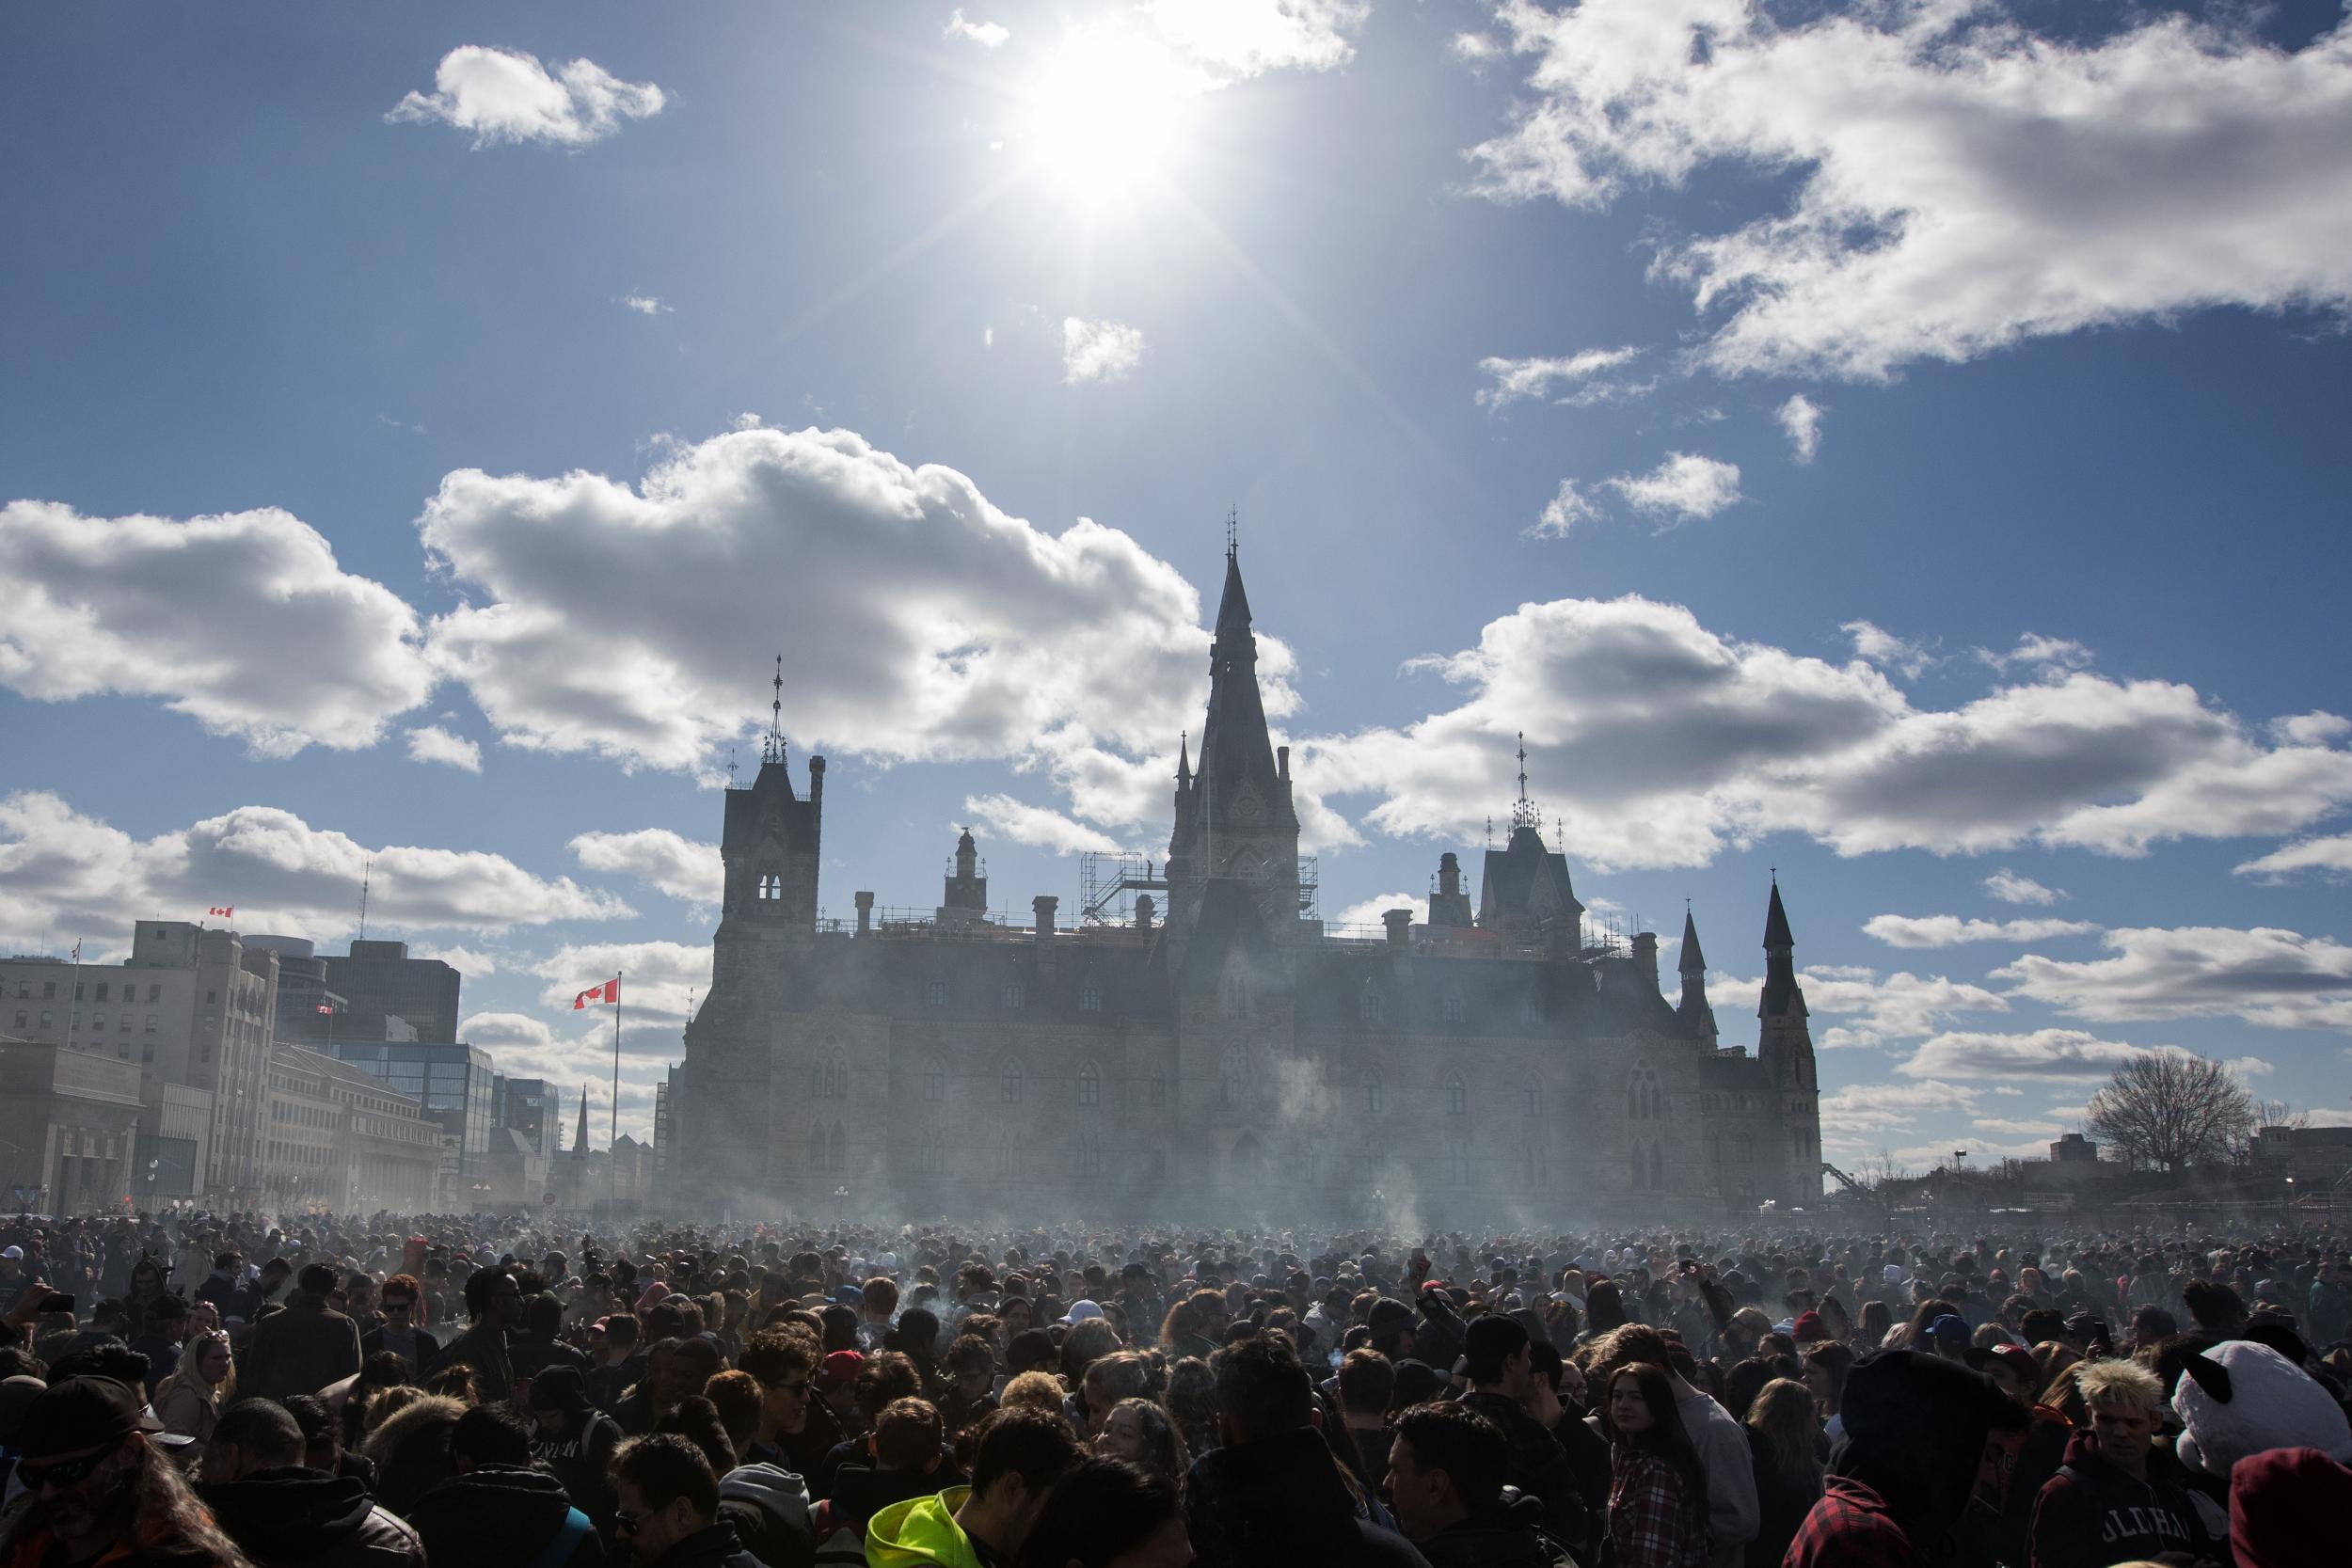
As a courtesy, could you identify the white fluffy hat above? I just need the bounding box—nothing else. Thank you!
[2171,1339,2352,1478]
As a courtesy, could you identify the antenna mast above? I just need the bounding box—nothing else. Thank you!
[357,858,372,940]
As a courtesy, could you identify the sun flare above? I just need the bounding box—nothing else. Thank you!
[1025,28,1201,204]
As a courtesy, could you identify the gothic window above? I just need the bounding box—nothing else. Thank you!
[757,874,782,900]
[1628,1067,1661,1120]
[1078,1062,1101,1106]
[1445,1143,1470,1184]
[1074,1135,1104,1177]
[1443,1073,1467,1116]
[1001,982,1025,1011]
[1363,1076,1385,1114]
[1222,973,1248,1018]
[915,1145,946,1174]
[1359,982,1384,1025]
[1523,1080,1542,1117]
[1520,991,1543,1026]
[924,1058,947,1101]
[1002,1059,1025,1103]
[1443,987,1467,1024]
[1218,1050,1242,1108]
[926,980,946,1007]
[1736,1132,1755,1163]
[1079,982,1103,1013]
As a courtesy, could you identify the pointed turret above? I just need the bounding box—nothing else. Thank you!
[1760,879,1804,1019]
[1176,732,1191,784]
[575,1085,591,1155]
[1215,546,1253,638]
[1677,909,1717,1045]
[1763,880,1794,953]
[940,828,988,924]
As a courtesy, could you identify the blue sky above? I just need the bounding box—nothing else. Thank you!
[7,1,2352,1164]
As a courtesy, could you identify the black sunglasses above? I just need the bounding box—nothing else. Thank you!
[19,1447,113,1491]
[612,1510,642,1537]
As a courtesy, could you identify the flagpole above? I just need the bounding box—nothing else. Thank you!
[609,971,622,1218]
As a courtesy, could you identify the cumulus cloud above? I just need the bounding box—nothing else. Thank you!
[1716,964,2007,1051]
[1978,633,2094,675]
[1604,453,1742,523]
[1061,317,1146,384]
[1818,1080,1978,1137]
[961,794,1129,855]
[1899,1027,2155,1080]
[1470,4,2352,380]
[409,943,501,976]
[417,426,1299,857]
[1777,395,1823,463]
[1332,892,1427,930]
[944,9,1009,48]
[1144,0,1369,77]
[405,725,482,772]
[0,791,630,953]
[622,293,671,316]
[568,828,723,905]
[1984,867,2063,906]
[1529,480,1600,540]
[387,46,664,148]
[2235,832,2352,882]
[1863,913,2100,948]
[1303,594,2352,870]
[1994,926,2352,1033]
[1475,347,1643,408]
[0,500,433,756]
[1842,621,1934,680]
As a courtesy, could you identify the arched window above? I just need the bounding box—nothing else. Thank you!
[1363,1075,1385,1114]
[1002,1059,1025,1103]
[1218,1049,1245,1108]
[1359,981,1384,1025]
[1443,987,1467,1024]
[1523,1080,1541,1117]
[1222,972,1248,1017]
[758,874,781,900]
[924,1058,947,1101]
[1628,1067,1661,1120]
[1520,990,1543,1026]
[1443,1073,1467,1116]
[1078,1062,1100,1106]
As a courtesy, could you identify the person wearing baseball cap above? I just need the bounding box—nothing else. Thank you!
[2,1375,244,1568]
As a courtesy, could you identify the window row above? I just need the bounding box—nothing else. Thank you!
[920,979,1104,1012]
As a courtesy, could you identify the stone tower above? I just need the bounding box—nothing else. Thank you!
[1757,879,1821,1197]
[712,684,825,991]
[1677,909,1718,1047]
[1166,544,1300,929]
[1427,851,1474,929]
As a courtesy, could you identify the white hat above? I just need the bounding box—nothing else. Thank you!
[1883,1264,1903,1284]
[1,1246,22,1260]
[1061,1299,1104,1325]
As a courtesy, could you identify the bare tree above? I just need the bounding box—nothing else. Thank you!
[2085,1053,2257,1173]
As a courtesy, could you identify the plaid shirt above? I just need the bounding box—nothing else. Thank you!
[1781,1475,1920,1568]
[1608,1449,1708,1568]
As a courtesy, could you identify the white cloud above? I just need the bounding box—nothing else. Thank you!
[961,794,1128,856]
[417,425,1295,855]
[1470,5,2352,380]
[1899,1027,2156,1081]
[1994,926,2352,1033]
[944,9,1010,48]
[1604,453,1742,523]
[2272,712,2352,747]
[1474,347,1642,408]
[0,791,631,952]
[1818,1080,1977,1136]
[1144,0,1368,77]
[1777,394,1823,464]
[1717,964,2007,1051]
[387,46,664,149]
[1529,479,1600,539]
[410,944,501,977]
[622,293,671,316]
[529,941,709,1022]
[1452,32,1501,63]
[1984,868,2063,906]
[1061,317,1146,384]
[405,725,482,772]
[2235,832,2352,883]
[1332,892,1426,929]
[1862,913,2100,949]
[1842,620,1933,680]
[458,1011,550,1050]
[1302,594,2352,870]
[568,829,723,905]
[0,500,433,756]
[1978,633,2094,675]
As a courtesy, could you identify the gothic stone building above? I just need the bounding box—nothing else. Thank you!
[672,550,1822,1220]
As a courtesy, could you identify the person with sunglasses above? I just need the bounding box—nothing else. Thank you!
[608,1433,762,1568]
[359,1275,438,1381]
[734,1331,818,1474]
[0,1375,251,1568]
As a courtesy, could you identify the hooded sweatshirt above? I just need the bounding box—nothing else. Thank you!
[2027,1430,2206,1568]
[717,1463,816,1568]
[405,1464,601,1568]
[865,1488,989,1568]
[201,1466,424,1568]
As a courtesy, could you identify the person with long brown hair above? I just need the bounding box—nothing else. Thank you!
[1742,1378,1824,1568]
[1600,1361,1711,1568]
[0,1376,252,1568]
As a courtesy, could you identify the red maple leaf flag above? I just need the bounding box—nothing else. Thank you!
[208,906,234,919]
[573,978,620,1010]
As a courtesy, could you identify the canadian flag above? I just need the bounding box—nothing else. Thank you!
[208,906,234,919]
[573,979,620,1010]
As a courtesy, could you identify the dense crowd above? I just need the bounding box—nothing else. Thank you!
[0,1209,2347,1568]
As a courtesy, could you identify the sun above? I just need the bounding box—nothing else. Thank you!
[1024,27,1202,205]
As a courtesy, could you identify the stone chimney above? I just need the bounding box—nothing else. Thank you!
[1278,745,1290,780]
[1632,930,1658,985]
[1135,894,1155,933]
[1034,895,1057,942]
[854,891,874,935]
[1383,909,1413,946]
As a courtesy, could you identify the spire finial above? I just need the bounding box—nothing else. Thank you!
[764,654,787,767]
[1225,504,1237,559]
[1510,731,1541,830]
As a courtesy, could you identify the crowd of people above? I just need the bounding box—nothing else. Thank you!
[0,1207,2346,1568]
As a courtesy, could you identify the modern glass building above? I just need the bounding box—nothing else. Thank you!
[329,1040,493,1179]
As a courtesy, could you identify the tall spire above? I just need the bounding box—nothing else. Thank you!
[1215,539,1253,638]
[1761,878,1805,1018]
[575,1083,591,1156]
[1679,906,1708,974]
[1175,731,1191,784]
[1511,731,1540,832]
[1764,877,1794,951]
[1677,905,1716,1043]
[762,654,787,767]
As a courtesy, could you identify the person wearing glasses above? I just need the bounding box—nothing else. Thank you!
[359,1275,439,1380]
[608,1433,763,1568]
[0,1376,251,1568]
[734,1331,819,1474]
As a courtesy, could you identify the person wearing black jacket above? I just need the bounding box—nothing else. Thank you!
[407,1404,604,1568]
[610,1433,763,1568]
[2028,1361,2209,1568]
[1456,1317,1584,1551]
[199,1398,425,1568]
[531,1367,624,1532]
[434,1268,523,1406]
[1386,1402,1567,1568]
[513,1292,594,1389]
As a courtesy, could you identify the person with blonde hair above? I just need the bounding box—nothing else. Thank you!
[152,1328,233,1447]
[2028,1359,2210,1567]
[998,1370,1067,1417]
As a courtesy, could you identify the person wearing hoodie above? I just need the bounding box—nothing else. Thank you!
[199,1399,424,1568]
[610,1433,762,1568]
[1784,1350,2026,1568]
[407,1403,603,1568]
[1592,1324,1758,1568]
[1180,1335,1429,1568]
[2027,1359,2209,1568]
[239,1267,362,1407]
[531,1366,624,1531]
[1386,1402,1570,1568]
[358,1394,466,1520]
[866,1406,1083,1568]
[714,1459,815,1568]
